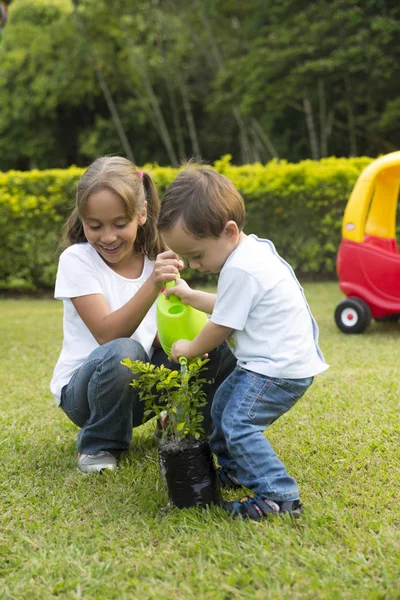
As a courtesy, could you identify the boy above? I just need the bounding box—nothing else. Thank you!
[157,167,329,520]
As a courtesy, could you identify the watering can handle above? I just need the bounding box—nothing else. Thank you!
[162,279,187,365]
[163,278,181,303]
[165,279,178,290]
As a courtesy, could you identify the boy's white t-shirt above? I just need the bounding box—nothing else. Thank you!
[210,235,329,379]
[50,243,157,404]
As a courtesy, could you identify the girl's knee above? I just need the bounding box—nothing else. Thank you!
[104,338,148,363]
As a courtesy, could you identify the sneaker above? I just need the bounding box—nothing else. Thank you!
[223,495,303,521]
[77,451,117,474]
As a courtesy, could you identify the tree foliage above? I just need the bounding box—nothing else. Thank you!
[0,0,399,169]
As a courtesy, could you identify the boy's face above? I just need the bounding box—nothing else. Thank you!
[161,222,236,274]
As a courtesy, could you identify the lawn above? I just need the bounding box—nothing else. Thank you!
[0,283,399,599]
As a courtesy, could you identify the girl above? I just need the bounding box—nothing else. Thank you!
[50,157,235,474]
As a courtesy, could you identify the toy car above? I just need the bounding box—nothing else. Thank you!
[335,151,400,333]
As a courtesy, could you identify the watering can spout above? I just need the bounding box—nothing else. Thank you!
[156,279,208,359]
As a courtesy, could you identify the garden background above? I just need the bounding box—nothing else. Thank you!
[1,1,399,598]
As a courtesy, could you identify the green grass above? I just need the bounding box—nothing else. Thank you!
[1,283,399,599]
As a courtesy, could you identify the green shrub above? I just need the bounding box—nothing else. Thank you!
[215,155,372,276]
[0,157,374,291]
[0,167,81,290]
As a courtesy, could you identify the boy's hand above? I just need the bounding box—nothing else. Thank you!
[171,339,208,362]
[164,278,194,304]
[171,339,193,362]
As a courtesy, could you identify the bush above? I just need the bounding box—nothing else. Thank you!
[0,167,80,290]
[0,156,374,291]
[215,155,372,277]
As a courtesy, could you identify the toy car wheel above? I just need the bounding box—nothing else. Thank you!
[334,297,371,334]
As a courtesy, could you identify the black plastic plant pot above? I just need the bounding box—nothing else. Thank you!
[158,439,221,509]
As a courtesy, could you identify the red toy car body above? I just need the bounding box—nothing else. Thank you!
[335,152,400,333]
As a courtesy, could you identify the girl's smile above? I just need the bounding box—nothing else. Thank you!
[98,242,124,255]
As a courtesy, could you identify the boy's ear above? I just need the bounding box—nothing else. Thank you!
[223,221,239,238]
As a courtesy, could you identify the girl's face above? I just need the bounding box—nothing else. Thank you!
[82,189,146,268]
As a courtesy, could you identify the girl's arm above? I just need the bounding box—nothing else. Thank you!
[170,321,232,362]
[164,278,216,314]
[72,251,183,345]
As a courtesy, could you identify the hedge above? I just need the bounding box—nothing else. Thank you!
[0,156,374,291]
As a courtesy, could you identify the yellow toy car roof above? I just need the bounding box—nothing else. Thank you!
[342,151,400,242]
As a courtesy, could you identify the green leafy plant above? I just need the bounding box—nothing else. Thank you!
[121,357,210,442]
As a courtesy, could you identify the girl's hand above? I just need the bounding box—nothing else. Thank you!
[164,278,194,305]
[152,250,184,288]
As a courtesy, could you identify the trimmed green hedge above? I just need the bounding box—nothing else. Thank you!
[0,156,373,291]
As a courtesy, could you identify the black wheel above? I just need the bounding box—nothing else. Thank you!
[334,297,371,334]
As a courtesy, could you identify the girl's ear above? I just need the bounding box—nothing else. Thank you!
[140,201,148,224]
[223,220,239,239]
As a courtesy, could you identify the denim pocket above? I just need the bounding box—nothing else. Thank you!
[248,377,310,426]
[269,376,313,395]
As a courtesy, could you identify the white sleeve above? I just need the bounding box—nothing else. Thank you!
[210,267,260,331]
[55,249,103,300]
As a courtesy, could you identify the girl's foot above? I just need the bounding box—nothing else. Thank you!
[77,451,117,474]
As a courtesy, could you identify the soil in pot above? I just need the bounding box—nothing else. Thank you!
[158,439,221,509]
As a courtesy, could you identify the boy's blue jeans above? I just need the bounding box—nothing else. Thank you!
[210,365,313,502]
[60,338,236,454]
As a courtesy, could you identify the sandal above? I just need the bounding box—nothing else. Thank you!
[279,499,304,519]
[217,467,242,489]
[223,495,303,520]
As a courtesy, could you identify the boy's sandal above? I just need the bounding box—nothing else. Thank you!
[223,495,303,521]
[217,467,242,489]
[223,495,280,520]
[279,499,304,519]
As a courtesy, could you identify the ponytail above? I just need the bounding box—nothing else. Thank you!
[58,207,87,254]
[135,172,167,260]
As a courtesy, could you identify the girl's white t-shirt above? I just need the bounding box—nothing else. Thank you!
[50,243,157,404]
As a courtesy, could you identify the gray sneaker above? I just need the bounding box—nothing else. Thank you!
[77,451,117,474]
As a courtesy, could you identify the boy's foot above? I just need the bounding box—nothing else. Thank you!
[279,499,304,518]
[77,451,117,474]
[217,467,242,489]
[223,495,303,521]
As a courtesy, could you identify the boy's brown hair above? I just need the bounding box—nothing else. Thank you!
[158,167,246,238]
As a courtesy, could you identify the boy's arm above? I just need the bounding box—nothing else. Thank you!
[170,321,232,362]
[184,289,216,314]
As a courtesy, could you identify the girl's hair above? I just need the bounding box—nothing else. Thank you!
[157,166,246,238]
[60,156,165,259]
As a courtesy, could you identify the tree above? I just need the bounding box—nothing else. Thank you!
[213,0,400,160]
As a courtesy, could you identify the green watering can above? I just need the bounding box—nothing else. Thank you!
[156,280,208,360]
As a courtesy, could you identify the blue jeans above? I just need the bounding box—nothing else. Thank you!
[60,338,236,454]
[210,366,313,502]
